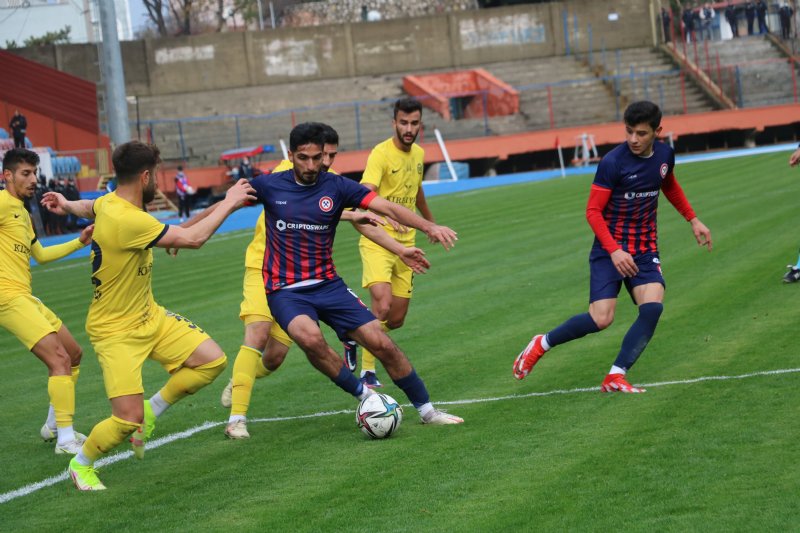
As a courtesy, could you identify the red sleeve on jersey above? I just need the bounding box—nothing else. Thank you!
[586,184,621,254]
[661,172,696,221]
[359,190,378,210]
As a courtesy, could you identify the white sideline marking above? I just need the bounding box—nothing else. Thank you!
[2,367,798,504]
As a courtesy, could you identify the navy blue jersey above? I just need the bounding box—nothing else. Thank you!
[250,169,376,292]
[591,141,674,257]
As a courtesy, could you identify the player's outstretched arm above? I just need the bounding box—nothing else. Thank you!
[790,147,800,167]
[341,209,383,226]
[349,218,431,274]
[156,179,255,250]
[41,192,95,219]
[178,201,222,228]
[397,246,430,274]
[366,196,457,250]
[30,224,94,264]
[164,202,223,256]
[689,217,712,250]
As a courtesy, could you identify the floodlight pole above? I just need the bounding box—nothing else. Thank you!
[97,0,130,146]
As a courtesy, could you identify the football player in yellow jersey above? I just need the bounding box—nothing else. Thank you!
[181,124,430,439]
[42,141,255,490]
[0,149,93,455]
[356,97,445,388]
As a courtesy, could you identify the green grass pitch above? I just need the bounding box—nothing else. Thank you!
[1,150,799,530]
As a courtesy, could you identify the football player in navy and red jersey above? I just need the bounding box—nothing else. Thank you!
[513,101,712,392]
[249,122,464,425]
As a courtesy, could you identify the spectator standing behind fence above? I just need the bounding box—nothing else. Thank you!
[756,0,769,33]
[779,2,793,39]
[174,166,193,222]
[725,2,740,37]
[238,157,254,181]
[683,6,696,42]
[745,1,756,34]
[9,110,27,149]
[661,7,672,42]
[700,3,715,41]
[46,179,67,235]
[64,178,80,231]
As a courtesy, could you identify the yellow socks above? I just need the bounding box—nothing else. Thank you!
[81,415,140,461]
[361,321,389,373]
[160,355,228,405]
[254,355,271,378]
[231,346,270,417]
[47,375,74,429]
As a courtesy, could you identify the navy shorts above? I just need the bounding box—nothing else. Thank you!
[589,251,665,304]
[267,277,376,342]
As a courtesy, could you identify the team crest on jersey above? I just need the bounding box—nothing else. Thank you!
[319,196,333,212]
[659,163,668,178]
[653,256,662,274]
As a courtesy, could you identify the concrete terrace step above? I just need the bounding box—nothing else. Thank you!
[141,48,732,163]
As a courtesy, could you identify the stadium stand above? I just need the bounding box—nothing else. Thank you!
[140,50,722,167]
[699,37,797,108]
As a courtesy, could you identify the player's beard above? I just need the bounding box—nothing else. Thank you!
[142,178,157,205]
[294,168,319,186]
[395,125,418,148]
[12,177,36,199]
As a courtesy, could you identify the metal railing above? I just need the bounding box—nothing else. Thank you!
[134,49,799,165]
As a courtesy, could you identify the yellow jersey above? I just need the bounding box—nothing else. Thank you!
[0,190,37,303]
[86,192,168,338]
[360,138,424,245]
[0,190,83,304]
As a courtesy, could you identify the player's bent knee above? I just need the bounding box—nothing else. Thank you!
[593,316,614,330]
[370,336,400,361]
[264,344,288,370]
[387,318,404,330]
[372,303,391,321]
[46,349,73,375]
[196,355,227,378]
[244,323,271,350]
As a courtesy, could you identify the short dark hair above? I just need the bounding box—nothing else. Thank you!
[177,165,183,171]
[623,101,662,130]
[320,123,339,146]
[3,148,39,173]
[289,122,326,152]
[393,97,423,119]
[112,141,161,184]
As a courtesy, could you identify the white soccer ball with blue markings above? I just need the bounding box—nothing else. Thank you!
[356,393,403,439]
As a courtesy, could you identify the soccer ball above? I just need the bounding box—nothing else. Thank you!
[356,393,403,439]
[185,186,195,195]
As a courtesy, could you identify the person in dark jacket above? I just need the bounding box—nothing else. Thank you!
[745,1,756,34]
[8,110,27,149]
[725,2,740,37]
[683,7,696,42]
[661,7,673,42]
[779,2,793,39]
[756,0,769,33]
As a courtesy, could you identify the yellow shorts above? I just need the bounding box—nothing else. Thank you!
[359,238,413,298]
[0,293,62,350]
[90,305,211,399]
[239,267,292,347]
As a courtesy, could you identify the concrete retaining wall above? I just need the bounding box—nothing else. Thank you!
[11,0,656,97]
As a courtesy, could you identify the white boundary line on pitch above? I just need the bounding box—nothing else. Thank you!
[2,366,799,504]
